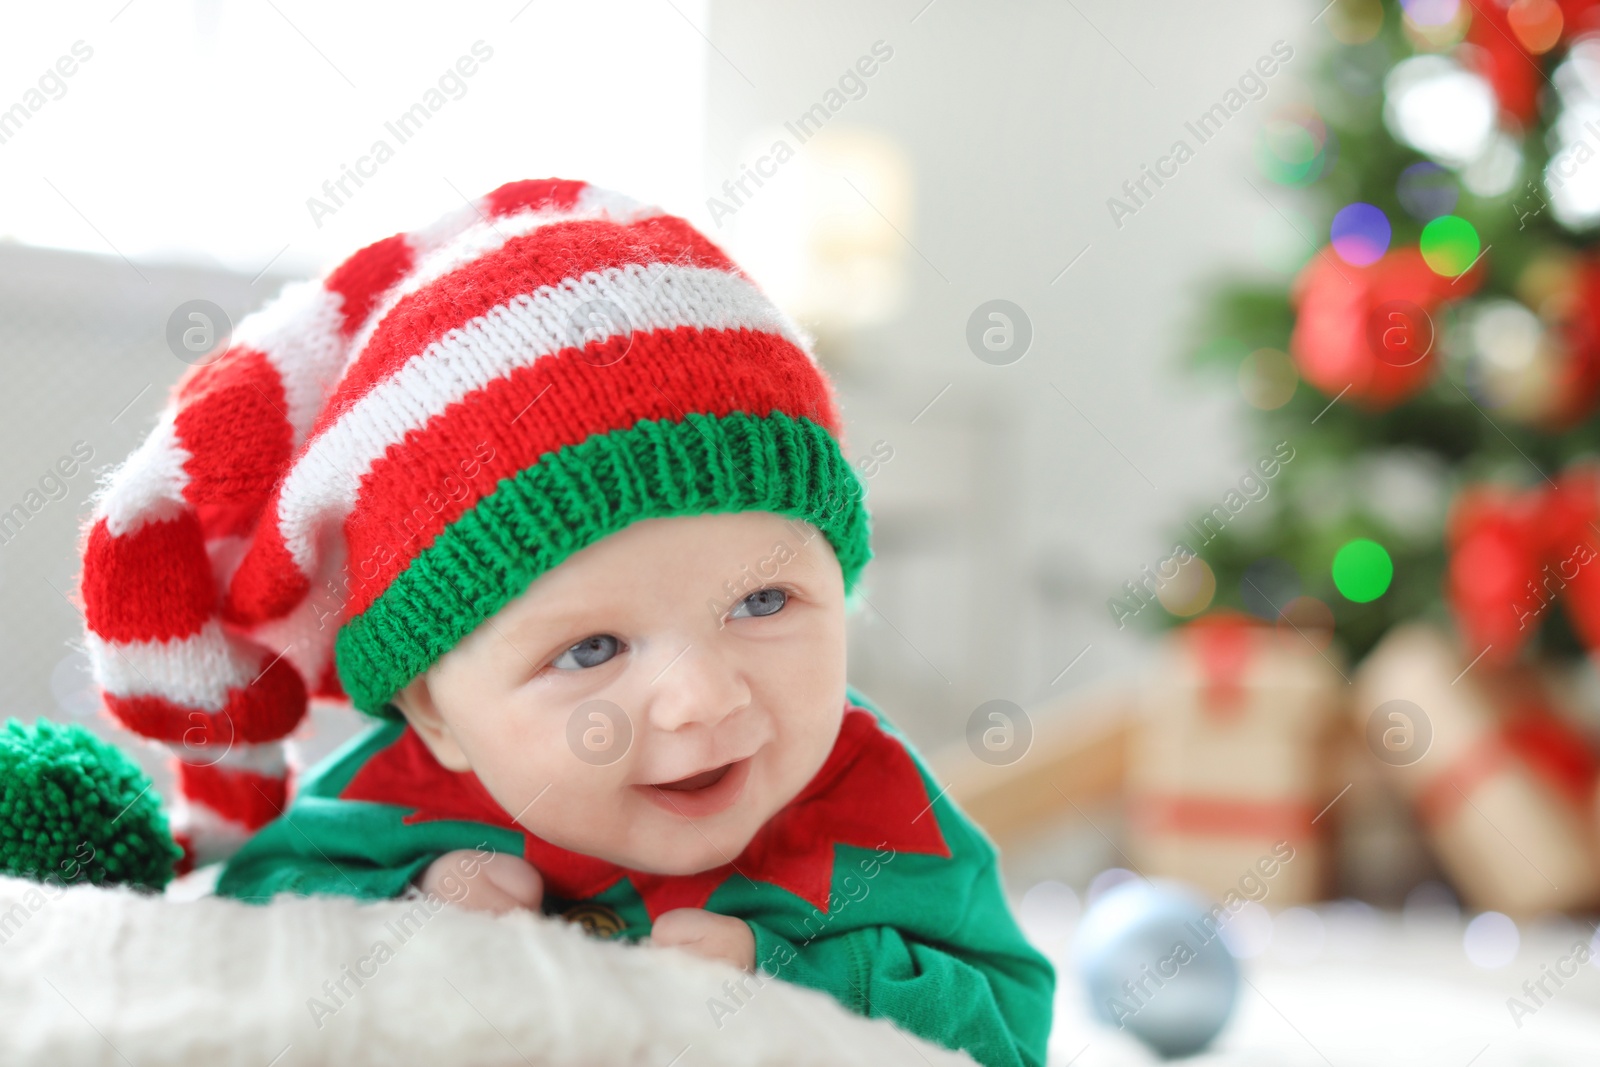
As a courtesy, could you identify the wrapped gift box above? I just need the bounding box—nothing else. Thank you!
[1353,624,1600,916]
[1127,612,1346,907]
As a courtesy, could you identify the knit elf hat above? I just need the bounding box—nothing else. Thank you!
[76,178,873,865]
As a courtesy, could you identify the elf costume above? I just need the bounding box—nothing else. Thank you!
[218,685,1052,1067]
[71,178,1054,1067]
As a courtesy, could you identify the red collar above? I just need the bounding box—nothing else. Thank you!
[339,702,951,920]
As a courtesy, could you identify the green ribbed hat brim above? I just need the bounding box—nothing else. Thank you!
[334,410,872,716]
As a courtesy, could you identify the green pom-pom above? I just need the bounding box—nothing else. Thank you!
[0,718,181,891]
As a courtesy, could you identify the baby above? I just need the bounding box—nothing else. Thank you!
[79,178,1053,1067]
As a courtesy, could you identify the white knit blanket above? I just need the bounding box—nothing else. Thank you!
[20,872,1596,1066]
[0,874,979,1066]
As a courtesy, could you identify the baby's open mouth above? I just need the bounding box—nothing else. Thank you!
[636,755,754,817]
[654,762,734,791]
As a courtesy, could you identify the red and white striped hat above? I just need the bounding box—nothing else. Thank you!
[75,178,874,866]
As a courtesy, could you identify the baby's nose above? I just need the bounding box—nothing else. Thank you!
[643,641,749,731]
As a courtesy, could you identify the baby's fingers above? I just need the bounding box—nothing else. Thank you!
[477,852,544,910]
[419,849,543,915]
[457,878,531,916]
[650,908,756,971]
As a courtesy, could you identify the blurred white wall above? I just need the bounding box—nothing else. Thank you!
[702,0,1318,754]
[0,0,707,273]
[0,0,1325,803]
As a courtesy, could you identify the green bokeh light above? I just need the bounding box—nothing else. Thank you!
[1419,215,1480,277]
[1257,120,1326,185]
[1332,538,1393,603]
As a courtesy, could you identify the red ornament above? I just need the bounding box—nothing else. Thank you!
[1445,470,1600,663]
[1290,246,1480,410]
[1446,485,1548,664]
[1461,1,1600,123]
[1559,0,1600,41]
[1462,11,1541,125]
[1540,466,1600,650]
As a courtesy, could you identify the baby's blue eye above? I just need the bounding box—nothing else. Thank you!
[730,588,787,619]
[552,634,620,670]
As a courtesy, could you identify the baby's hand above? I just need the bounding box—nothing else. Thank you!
[648,908,756,971]
[417,849,543,915]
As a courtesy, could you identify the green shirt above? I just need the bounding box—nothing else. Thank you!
[218,686,1054,1067]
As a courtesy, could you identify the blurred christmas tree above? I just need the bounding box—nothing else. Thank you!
[1156,0,1600,671]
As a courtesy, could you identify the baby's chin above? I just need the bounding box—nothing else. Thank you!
[597,775,798,875]
[617,797,777,875]
[622,837,751,876]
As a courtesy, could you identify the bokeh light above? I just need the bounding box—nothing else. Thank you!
[1462,132,1522,198]
[1463,911,1520,969]
[1545,38,1600,230]
[1330,202,1392,265]
[1018,880,1080,950]
[1258,107,1336,185]
[1238,348,1298,409]
[1470,300,1543,379]
[1360,450,1449,539]
[1218,901,1274,958]
[1421,215,1481,276]
[1517,252,1578,318]
[1467,299,1552,419]
[1275,596,1336,649]
[1402,0,1470,49]
[1396,161,1458,220]
[1332,538,1394,602]
[1401,0,1459,26]
[1509,0,1564,53]
[1327,0,1385,44]
[1384,55,1497,166]
[1158,556,1217,617]
[1085,867,1140,907]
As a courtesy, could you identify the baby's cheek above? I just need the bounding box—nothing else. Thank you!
[497,744,640,846]
[779,701,847,792]
[472,730,599,823]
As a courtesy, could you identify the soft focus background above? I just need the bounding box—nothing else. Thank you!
[11,0,1600,1062]
[2,0,1282,855]
[0,0,1285,809]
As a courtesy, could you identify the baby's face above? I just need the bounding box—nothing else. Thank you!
[392,511,849,876]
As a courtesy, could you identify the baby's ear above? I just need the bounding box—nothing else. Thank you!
[391,675,473,772]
